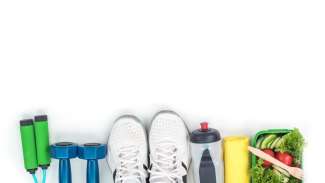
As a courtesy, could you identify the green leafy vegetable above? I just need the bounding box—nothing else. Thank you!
[252,159,285,183]
[252,159,265,183]
[276,128,305,165]
[252,129,305,183]
[288,177,301,183]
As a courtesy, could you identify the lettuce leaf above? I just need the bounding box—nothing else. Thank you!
[288,177,301,183]
[252,159,284,183]
[276,128,305,165]
[252,157,302,183]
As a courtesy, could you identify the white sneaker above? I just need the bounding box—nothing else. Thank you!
[148,110,191,183]
[107,115,149,183]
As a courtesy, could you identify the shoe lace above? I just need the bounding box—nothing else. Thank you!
[116,145,146,183]
[149,141,185,183]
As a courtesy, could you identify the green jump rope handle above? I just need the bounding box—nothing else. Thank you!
[20,119,38,173]
[34,115,51,169]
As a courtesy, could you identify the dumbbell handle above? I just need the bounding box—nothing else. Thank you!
[59,159,72,183]
[87,160,99,183]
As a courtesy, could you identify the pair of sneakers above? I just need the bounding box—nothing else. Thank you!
[107,110,191,183]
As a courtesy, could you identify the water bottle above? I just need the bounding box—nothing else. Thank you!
[190,122,224,183]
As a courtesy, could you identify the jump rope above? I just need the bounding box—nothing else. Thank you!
[19,115,107,183]
[20,116,50,183]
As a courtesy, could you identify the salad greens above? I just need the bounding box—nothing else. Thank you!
[276,128,305,165]
[252,159,285,183]
[252,128,304,183]
[288,177,301,183]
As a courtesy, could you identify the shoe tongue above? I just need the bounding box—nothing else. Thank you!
[123,180,140,183]
[151,143,186,183]
[151,164,187,183]
[154,177,173,183]
[156,144,176,170]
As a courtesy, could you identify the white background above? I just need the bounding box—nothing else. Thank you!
[0,0,324,182]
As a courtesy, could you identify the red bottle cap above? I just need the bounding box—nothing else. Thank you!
[200,122,209,132]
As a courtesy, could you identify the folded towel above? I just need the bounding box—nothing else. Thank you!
[224,136,250,183]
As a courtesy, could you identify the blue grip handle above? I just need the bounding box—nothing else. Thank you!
[51,142,78,183]
[78,143,107,183]
[87,160,99,183]
[59,159,72,183]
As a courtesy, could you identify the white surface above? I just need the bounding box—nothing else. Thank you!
[0,0,324,182]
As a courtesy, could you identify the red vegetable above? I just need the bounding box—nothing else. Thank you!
[262,149,275,168]
[275,152,293,166]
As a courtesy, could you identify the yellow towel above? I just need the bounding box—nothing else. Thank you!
[224,136,250,183]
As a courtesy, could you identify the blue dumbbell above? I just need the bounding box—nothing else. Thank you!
[78,143,107,183]
[51,142,78,183]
